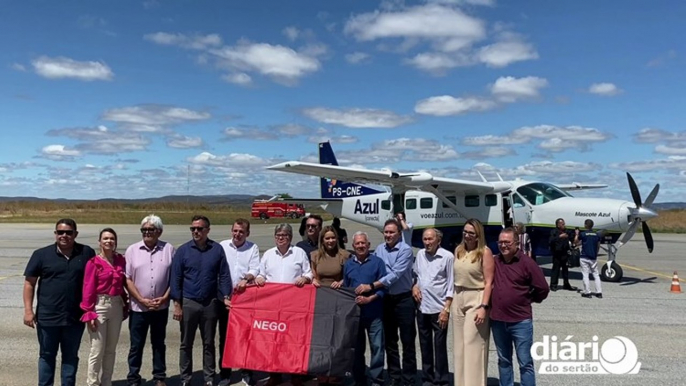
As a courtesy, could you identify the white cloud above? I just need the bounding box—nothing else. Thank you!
[302,107,414,128]
[40,145,81,161]
[188,152,269,167]
[167,135,204,149]
[32,56,113,81]
[46,126,151,154]
[610,156,686,172]
[222,126,278,141]
[405,51,473,73]
[102,105,211,126]
[144,32,222,50]
[588,82,622,96]
[426,0,495,5]
[11,63,27,71]
[462,134,528,146]
[222,72,252,86]
[272,124,312,137]
[522,160,602,174]
[655,144,686,155]
[344,4,486,49]
[462,146,516,159]
[634,128,675,143]
[476,36,538,67]
[210,42,321,85]
[346,52,371,64]
[339,138,460,163]
[307,134,359,144]
[513,125,612,143]
[415,95,497,116]
[490,76,548,102]
[283,26,300,41]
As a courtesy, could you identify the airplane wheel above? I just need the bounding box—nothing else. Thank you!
[601,262,623,282]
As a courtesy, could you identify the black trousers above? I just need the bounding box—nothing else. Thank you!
[383,292,417,385]
[550,252,570,287]
[416,312,449,386]
[127,309,168,385]
[179,298,219,383]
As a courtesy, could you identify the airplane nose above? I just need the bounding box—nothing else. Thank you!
[618,202,632,231]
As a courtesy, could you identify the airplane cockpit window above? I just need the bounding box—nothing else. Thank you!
[381,200,391,210]
[512,194,526,208]
[516,183,570,206]
[406,198,417,210]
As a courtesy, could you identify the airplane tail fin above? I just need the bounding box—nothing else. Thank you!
[319,142,382,199]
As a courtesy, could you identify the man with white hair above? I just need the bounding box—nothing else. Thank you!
[125,214,176,386]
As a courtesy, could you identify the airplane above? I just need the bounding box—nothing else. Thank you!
[268,142,660,283]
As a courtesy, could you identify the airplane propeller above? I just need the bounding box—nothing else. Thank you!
[619,173,659,252]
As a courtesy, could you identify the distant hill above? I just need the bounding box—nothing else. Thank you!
[0,194,273,206]
[653,202,686,211]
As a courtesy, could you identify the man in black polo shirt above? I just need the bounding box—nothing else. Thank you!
[23,218,96,386]
[296,214,322,258]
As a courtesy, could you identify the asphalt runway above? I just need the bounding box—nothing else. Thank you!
[1,220,685,386]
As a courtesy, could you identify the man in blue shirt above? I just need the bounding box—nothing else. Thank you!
[356,219,415,386]
[171,215,232,386]
[344,231,387,386]
[576,219,603,299]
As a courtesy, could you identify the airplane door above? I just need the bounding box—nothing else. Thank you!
[379,193,395,223]
[392,192,405,214]
[510,192,532,225]
[502,193,514,228]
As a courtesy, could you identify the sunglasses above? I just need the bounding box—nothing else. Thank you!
[55,230,75,236]
[140,228,157,234]
[306,224,319,229]
[190,226,206,232]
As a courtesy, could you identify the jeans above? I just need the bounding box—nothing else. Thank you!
[417,312,449,386]
[353,317,384,385]
[383,292,416,385]
[36,323,86,386]
[491,319,536,386]
[127,309,169,385]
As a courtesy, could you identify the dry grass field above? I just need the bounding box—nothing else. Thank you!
[1,201,683,232]
[0,201,331,225]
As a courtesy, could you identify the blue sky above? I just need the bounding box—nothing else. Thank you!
[1,0,684,201]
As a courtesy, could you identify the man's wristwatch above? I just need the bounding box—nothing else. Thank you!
[442,306,450,314]
[223,295,231,301]
[368,283,375,290]
[477,303,489,310]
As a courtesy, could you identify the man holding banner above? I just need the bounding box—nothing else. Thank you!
[343,231,387,386]
[255,223,313,386]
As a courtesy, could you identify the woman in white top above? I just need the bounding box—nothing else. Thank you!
[452,218,495,386]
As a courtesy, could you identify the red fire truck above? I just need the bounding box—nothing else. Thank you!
[251,200,306,220]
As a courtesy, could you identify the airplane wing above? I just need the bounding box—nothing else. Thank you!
[556,183,608,191]
[267,161,512,195]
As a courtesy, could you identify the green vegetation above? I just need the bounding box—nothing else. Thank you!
[0,201,331,225]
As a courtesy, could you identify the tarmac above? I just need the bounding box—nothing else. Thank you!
[0,220,685,386]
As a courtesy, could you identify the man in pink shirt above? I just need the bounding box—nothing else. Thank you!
[125,215,176,386]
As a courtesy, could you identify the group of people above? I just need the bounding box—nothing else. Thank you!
[23,213,605,386]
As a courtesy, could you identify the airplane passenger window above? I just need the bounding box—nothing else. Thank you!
[516,183,569,205]
[420,197,433,209]
[381,200,391,210]
[406,198,417,210]
[465,195,479,207]
[485,194,497,206]
[442,196,457,208]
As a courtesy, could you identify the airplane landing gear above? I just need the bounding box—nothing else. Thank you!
[600,243,623,282]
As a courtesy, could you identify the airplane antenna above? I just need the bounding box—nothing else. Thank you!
[496,173,504,181]
[476,170,487,182]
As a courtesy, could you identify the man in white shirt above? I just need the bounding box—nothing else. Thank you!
[412,228,454,386]
[255,223,313,386]
[218,218,260,386]
[256,223,313,287]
